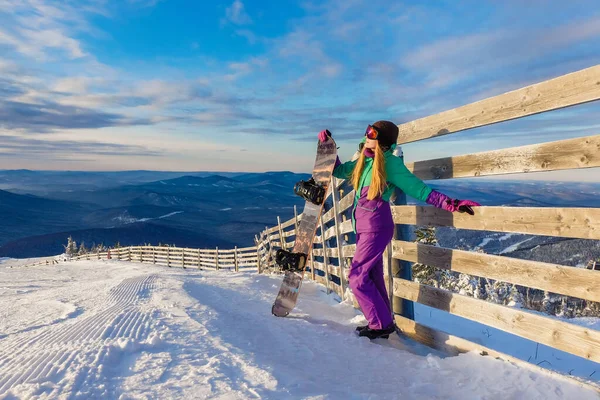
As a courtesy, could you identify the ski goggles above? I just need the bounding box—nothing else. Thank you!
[365,125,379,140]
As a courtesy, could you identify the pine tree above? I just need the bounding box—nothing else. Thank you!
[474,277,488,300]
[508,284,525,308]
[64,236,78,257]
[558,296,572,318]
[412,226,439,287]
[78,241,88,256]
[543,291,554,315]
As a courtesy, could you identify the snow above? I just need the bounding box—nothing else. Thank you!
[0,260,597,399]
[113,211,184,224]
[415,303,600,386]
[499,236,536,254]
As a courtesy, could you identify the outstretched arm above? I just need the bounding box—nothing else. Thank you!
[387,157,481,215]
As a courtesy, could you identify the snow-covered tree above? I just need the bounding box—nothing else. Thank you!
[486,279,511,305]
[412,226,439,286]
[474,277,488,300]
[557,296,573,318]
[78,241,88,256]
[542,291,556,315]
[508,284,525,308]
[64,236,78,257]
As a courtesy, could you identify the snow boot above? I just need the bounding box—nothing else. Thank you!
[358,324,396,340]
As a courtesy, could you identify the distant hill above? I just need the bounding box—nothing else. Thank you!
[2,170,599,260]
[0,189,94,246]
[0,222,236,258]
[0,171,310,256]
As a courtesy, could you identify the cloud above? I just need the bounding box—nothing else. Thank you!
[0,99,150,131]
[224,0,252,26]
[401,14,600,91]
[0,1,97,61]
[0,134,163,158]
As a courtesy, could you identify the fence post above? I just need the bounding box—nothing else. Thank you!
[265,226,272,270]
[277,216,285,250]
[293,205,300,235]
[255,235,262,274]
[234,246,239,272]
[128,247,131,262]
[216,247,219,270]
[140,247,143,263]
[309,251,315,282]
[319,216,330,294]
[390,154,414,320]
[198,248,201,269]
[182,248,185,269]
[153,247,156,264]
[330,177,346,299]
[167,247,171,268]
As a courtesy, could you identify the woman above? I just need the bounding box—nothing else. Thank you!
[318,121,480,340]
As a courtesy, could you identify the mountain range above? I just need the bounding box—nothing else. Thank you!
[1,170,599,263]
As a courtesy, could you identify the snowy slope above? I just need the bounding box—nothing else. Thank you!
[0,261,598,399]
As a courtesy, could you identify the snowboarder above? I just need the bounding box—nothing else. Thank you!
[319,121,481,340]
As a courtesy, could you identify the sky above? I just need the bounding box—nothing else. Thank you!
[1,0,599,181]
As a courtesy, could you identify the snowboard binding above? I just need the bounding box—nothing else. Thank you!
[275,249,307,272]
[294,177,326,205]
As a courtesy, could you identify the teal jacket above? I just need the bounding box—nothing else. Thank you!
[332,142,432,233]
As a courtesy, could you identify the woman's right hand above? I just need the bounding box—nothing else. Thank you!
[318,129,332,142]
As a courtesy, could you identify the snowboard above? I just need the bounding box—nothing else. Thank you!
[271,137,337,317]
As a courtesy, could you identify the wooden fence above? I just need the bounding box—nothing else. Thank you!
[255,65,600,387]
[71,245,258,271]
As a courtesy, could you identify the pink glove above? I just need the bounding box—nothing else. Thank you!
[318,129,332,143]
[426,190,480,215]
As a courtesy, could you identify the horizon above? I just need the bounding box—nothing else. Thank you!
[1,168,599,184]
[1,1,599,181]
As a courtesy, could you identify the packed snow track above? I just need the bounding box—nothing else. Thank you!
[0,259,597,399]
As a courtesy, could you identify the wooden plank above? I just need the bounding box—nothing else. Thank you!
[394,315,600,393]
[339,191,355,213]
[393,278,600,363]
[338,219,353,235]
[405,134,600,180]
[392,240,600,302]
[269,233,281,241]
[392,206,600,240]
[395,314,497,356]
[266,225,279,234]
[236,246,258,252]
[316,247,337,258]
[282,230,295,238]
[331,177,347,297]
[397,65,600,144]
[312,260,325,273]
[280,217,296,229]
[314,273,327,286]
[342,244,356,258]
[322,208,336,225]
[323,225,337,241]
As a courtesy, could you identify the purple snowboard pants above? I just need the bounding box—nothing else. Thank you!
[348,225,395,330]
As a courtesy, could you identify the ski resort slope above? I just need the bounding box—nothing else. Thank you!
[0,260,597,400]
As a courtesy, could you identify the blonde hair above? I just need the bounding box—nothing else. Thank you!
[351,141,387,200]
